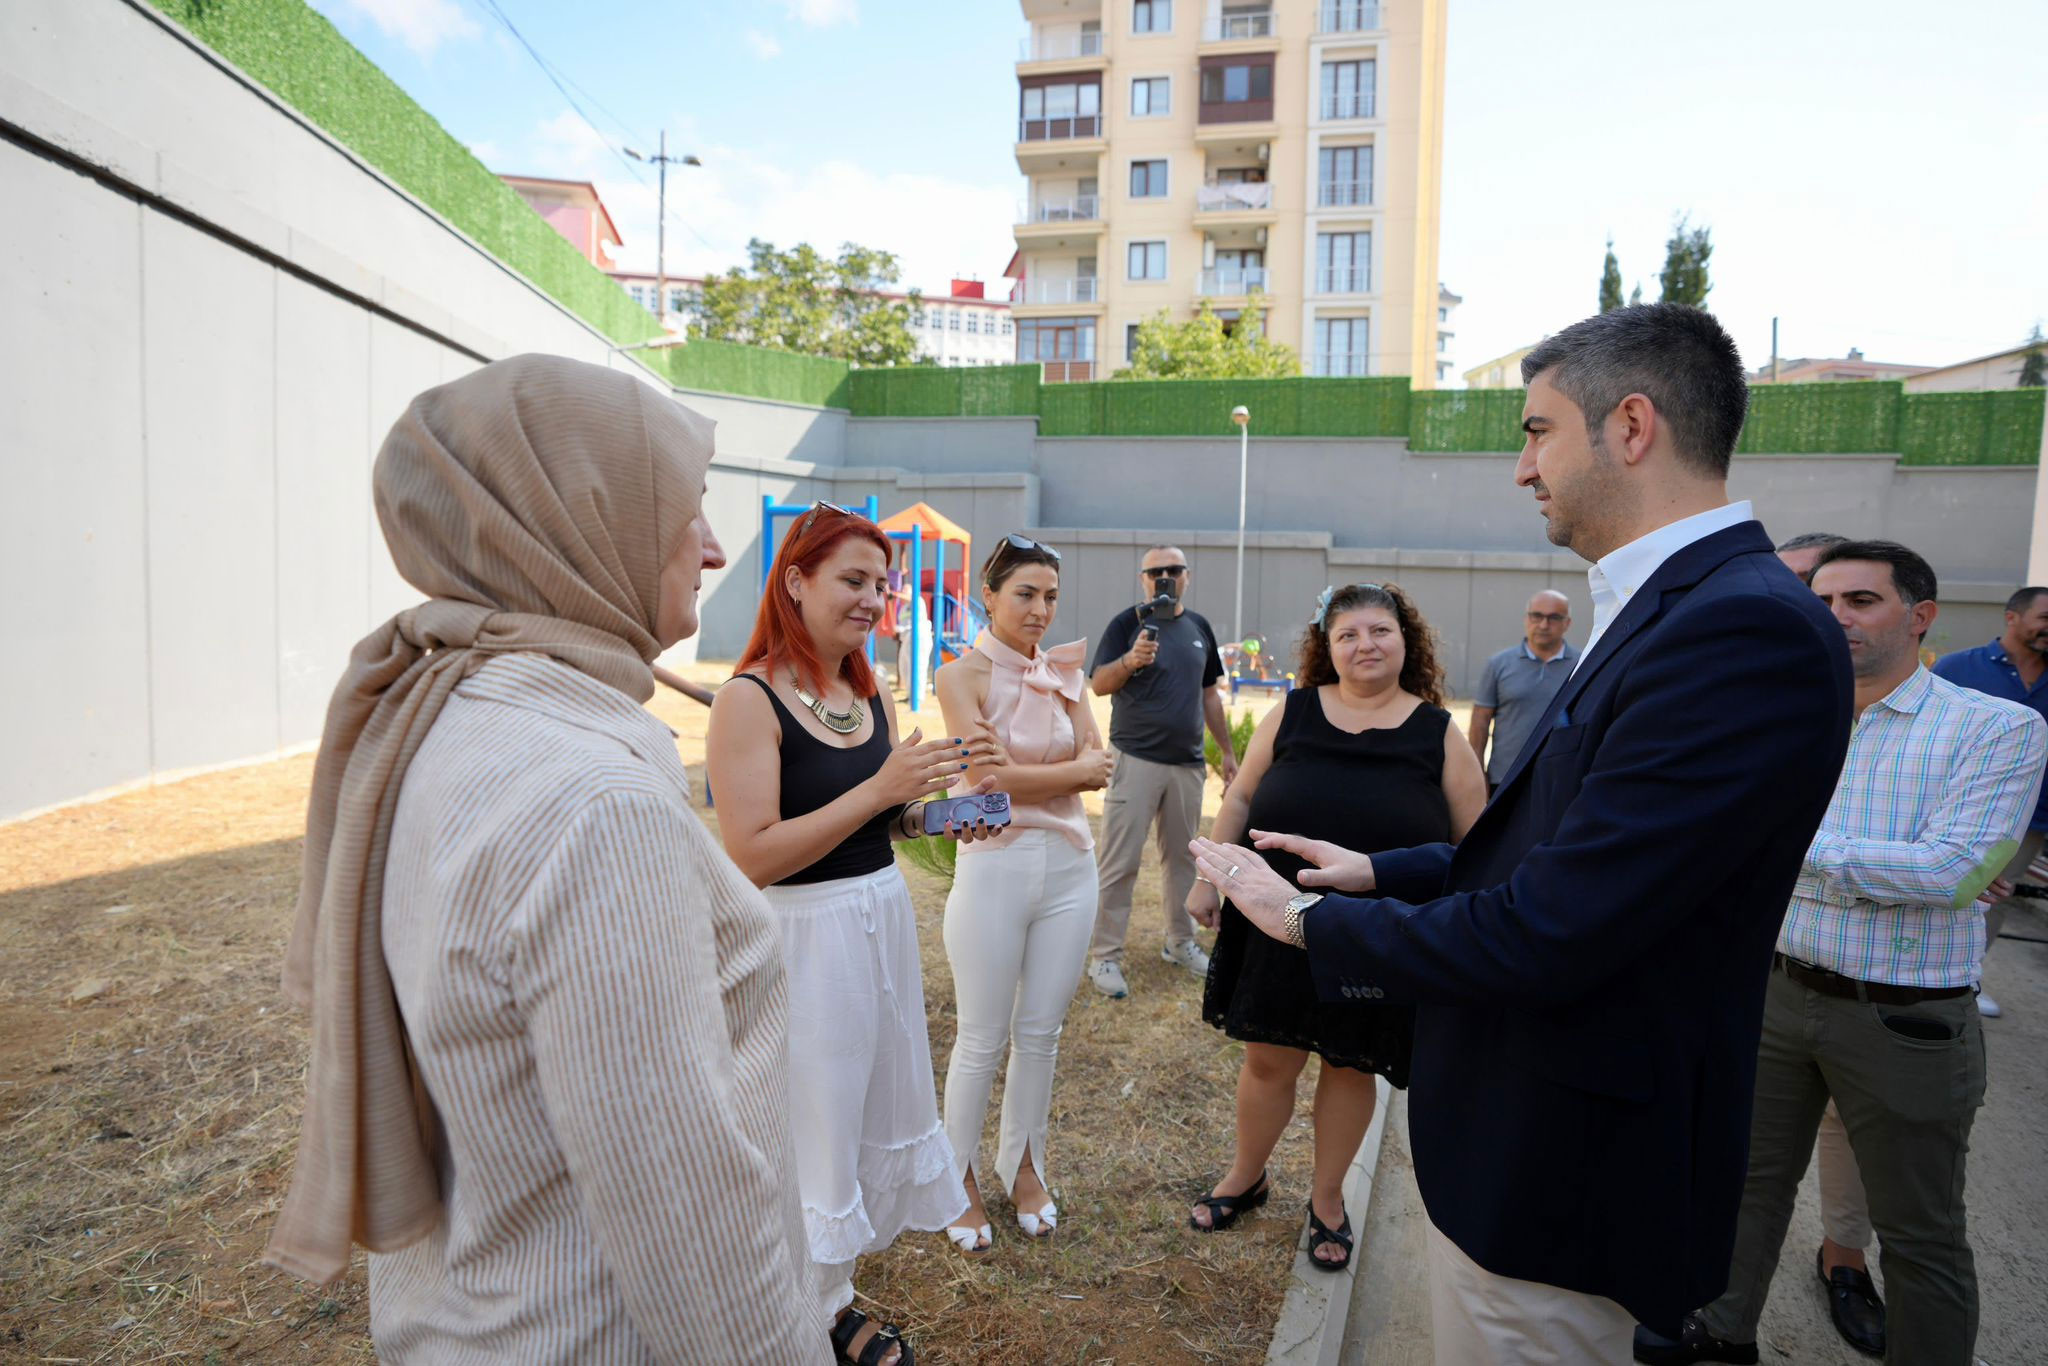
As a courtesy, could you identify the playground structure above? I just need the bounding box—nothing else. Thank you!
[1223,635,1296,701]
[759,497,987,713]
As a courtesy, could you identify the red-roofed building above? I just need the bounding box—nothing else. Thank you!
[498,175,624,270]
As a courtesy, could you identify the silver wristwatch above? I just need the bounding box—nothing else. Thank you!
[1282,892,1323,949]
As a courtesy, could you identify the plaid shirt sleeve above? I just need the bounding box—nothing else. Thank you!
[1806,707,2048,910]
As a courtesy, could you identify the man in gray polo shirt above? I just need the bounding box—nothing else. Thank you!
[1086,544,1234,999]
[1468,589,1578,793]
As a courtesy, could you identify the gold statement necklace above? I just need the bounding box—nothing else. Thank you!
[790,671,865,735]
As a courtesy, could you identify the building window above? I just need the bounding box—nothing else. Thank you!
[1316,231,1371,293]
[1315,317,1369,376]
[668,287,688,314]
[1131,77,1170,117]
[1321,59,1376,120]
[949,311,961,330]
[1020,80,1103,138]
[1018,317,1098,381]
[1001,317,1014,336]
[1133,0,1171,33]
[1126,323,1141,361]
[1317,144,1372,206]
[1437,334,1448,353]
[628,284,648,307]
[1201,61,1272,105]
[967,313,981,334]
[1130,158,1169,198]
[1438,307,1449,322]
[1128,240,1167,280]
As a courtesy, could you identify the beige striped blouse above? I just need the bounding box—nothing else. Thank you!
[368,653,826,1363]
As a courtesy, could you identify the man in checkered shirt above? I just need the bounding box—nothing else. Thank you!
[1641,539,2046,1366]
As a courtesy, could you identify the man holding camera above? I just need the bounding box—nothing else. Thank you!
[1086,544,1236,999]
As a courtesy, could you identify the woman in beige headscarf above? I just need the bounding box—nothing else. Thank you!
[266,354,827,1362]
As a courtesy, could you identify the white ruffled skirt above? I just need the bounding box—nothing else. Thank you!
[764,865,966,1269]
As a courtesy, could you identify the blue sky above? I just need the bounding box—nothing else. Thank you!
[315,0,2047,381]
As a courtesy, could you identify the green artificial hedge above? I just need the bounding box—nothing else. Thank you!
[1736,382,1902,455]
[1036,376,1409,437]
[846,364,1041,417]
[147,0,663,351]
[1411,389,1525,452]
[660,341,851,409]
[1899,389,2046,467]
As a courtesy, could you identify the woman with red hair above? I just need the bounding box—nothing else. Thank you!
[707,501,997,1366]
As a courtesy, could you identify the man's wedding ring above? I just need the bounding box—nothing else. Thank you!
[1227,864,1240,880]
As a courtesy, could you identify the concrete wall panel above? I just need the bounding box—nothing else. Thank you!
[847,417,1040,474]
[0,143,152,816]
[140,213,279,772]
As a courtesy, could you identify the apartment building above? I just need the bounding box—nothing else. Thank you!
[607,271,1014,365]
[1435,282,1460,384]
[1008,0,1447,382]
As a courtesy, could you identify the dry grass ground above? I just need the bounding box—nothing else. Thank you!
[2,664,1436,1363]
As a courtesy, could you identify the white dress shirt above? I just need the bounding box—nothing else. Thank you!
[1578,500,1756,665]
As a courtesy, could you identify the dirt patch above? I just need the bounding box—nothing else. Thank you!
[1,665,1348,1363]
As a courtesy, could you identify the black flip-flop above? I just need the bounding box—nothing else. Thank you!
[1306,1199,1353,1272]
[830,1307,916,1366]
[1189,1169,1271,1232]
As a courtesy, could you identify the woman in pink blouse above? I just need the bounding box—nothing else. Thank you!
[933,535,1115,1253]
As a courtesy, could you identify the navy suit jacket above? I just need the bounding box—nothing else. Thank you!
[1302,521,1852,1335]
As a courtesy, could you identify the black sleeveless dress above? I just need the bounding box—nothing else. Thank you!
[733,673,902,885]
[1201,688,1452,1084]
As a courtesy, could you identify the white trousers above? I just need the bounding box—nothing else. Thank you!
[1427,1220,1634,1365]
[942,830,1098,1197]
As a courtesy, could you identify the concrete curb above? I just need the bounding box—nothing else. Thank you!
[1265,1075,1394,1365]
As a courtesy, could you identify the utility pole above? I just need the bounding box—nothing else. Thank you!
[1770,316,1780,384]
[1232,405,1250,644]
[625,135,701,328]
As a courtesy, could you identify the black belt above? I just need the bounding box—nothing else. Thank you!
[1773,953,1973,1007]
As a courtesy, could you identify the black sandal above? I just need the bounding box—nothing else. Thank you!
[1305,1199,1353,1272]
[830,1307,917,1366]
[1189,1169,1271,1231]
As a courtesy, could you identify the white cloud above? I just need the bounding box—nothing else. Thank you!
[467,138,505,166]
[781,0,857,28]
[744,29,784,59]
[321,0,480,58]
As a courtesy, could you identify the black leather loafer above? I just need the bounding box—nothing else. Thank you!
[1816,1245,1886,1357]
[1632,1311,1760,1365]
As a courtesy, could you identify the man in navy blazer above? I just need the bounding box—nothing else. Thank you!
[1193,304,1853,1362]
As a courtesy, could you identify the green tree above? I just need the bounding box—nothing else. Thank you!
[1657,215,1713,309]
[2020,323,2047,388]
[1598,237,1624,313]
[1629,282,1643,306]
[694,238,922,367]
[1117,291,1299,379]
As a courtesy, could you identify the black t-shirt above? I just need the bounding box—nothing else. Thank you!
[1092,605,1225,765]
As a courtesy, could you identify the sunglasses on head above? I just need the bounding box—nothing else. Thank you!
[795,499,861,538]
[985,533,1061,586]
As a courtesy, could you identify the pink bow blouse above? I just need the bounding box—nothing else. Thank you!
[961,629,1095,852]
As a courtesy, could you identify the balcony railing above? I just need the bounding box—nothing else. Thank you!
[1316,267,1370,293]
[1019,194,1101,223]
[1320,92,1375,120]
[1018,114,1104,142]
[1019,31,1104,61]
[1200,267,1269,295]
[1314,351,1371,377]
[1196,182,1274,212]
[1317,179,1371,207]
[1319,2,1381,32]
[1014,278,1101,305]
[1202,12,1274,41]
[1041,359,1095,383]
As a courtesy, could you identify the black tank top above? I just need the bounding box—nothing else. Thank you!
[735,673,901,885]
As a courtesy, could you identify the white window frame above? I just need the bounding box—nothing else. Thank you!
[1127,239,1168,281]
[1130,76,1171,118]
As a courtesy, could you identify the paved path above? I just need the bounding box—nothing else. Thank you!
[1341,897,2048,1364]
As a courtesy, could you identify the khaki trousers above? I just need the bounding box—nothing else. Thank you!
[1700,967,1986,1364]
[1088,753,1205,962]
[1426,1220,1634,1364]
[1985,827,2044,969]
[1816,1100,1872,1249]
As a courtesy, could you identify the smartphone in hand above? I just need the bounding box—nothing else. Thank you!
[924,791,1012,836]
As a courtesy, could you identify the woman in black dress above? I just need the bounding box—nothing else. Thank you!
[1186,583,1486,1268]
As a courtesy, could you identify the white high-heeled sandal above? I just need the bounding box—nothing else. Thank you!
[1015,1200,1058,1239]
[946,1222,993,1255]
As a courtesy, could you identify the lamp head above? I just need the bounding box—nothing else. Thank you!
[1231,405,1250,427]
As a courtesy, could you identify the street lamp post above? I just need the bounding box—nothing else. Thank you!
[1231,404,1250,646]
[623,132,701,331]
